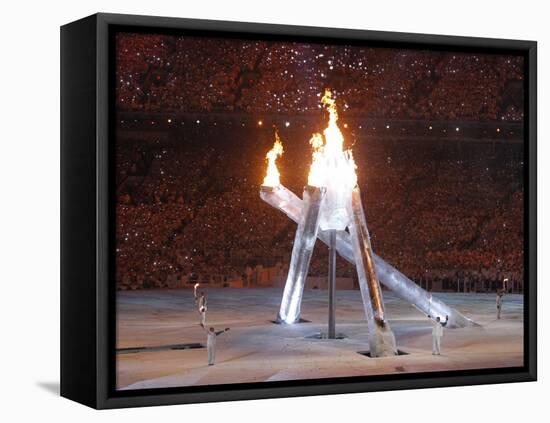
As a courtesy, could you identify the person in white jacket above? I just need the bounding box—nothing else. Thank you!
[201,323,230,365]
[428,314,448,355]
[496,279,508,319]
[496,290,505,319]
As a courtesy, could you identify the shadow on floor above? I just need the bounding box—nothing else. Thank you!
[36,381,60,396]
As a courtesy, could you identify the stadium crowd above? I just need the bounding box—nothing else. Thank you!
[114,33,525,291]
[116,34,524,122]
[115,127,524,291]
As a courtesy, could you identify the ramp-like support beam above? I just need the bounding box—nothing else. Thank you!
[348,186,397,356]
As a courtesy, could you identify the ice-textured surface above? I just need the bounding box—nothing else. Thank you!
[260,184,477,328]
[347,186,397,356]
[276,186,326,323]
[318,176,353,231]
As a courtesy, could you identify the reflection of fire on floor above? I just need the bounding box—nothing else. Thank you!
[271,318,310,324]
[116,288,524,390]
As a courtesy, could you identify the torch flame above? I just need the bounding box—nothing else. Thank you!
[262,131,284,187]
[307,89,357,189]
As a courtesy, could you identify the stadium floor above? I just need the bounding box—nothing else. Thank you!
[116,288,523,390]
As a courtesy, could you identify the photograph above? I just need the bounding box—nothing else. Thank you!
[2,0,546,419]
[113,30,526,391]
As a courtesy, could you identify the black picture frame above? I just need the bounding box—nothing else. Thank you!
[61,12,537,409]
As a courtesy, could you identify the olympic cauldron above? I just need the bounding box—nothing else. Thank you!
[260,90,476,357]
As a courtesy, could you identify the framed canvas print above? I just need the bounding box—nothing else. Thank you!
[60,13,537,409]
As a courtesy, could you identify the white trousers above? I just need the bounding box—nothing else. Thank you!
[207,345,215,365]
[432,335,441,355]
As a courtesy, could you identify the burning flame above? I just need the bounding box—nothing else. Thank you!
[262,131,284,187]
[307,89,357,189]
